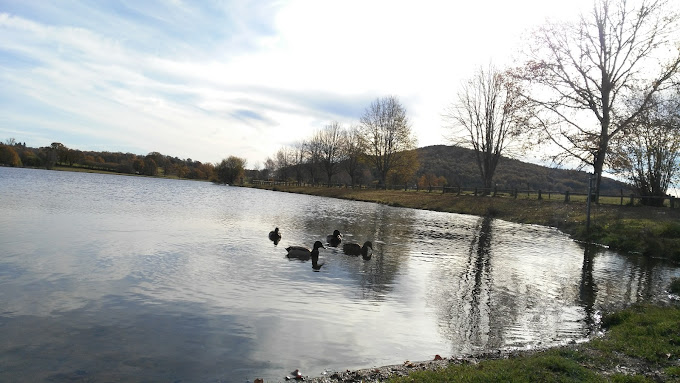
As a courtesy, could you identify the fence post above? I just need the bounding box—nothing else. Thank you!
[564,190,570,203]
[630,194,634,205]
[514,189,518,199]
[493,186,497,197]
[474,188,478,196]
[538,190,542,200]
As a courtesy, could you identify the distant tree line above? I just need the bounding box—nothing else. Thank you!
[0,138,246,185]
[257,95,420,188]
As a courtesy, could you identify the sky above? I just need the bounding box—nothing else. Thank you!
[0,0,594,168]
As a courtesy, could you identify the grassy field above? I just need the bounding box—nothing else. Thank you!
[250,184,680,262]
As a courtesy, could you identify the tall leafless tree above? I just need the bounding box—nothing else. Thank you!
[318,121,345,186]
[263,157,276,180]
[445,64,525,191]
[275,147,292,181]
[304,135,323,185]
[359,96,417,187]
[342,125,365,186]
[290,141,307,185]
[519,0,680,200]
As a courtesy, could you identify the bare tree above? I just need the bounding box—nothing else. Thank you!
[263,157,276,180]
[304,135,323,185]
[318,121,345,186]
[445,64,525,191]
[290,141,307,184]
[360,96,417,187]
[610,91,680,205]
[275,147,292,181]
[342,125,366,186]
[519,0,680,200]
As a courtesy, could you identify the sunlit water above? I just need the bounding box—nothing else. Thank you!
[0,167,678,382]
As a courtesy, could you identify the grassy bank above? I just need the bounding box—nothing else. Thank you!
[249,184,680,262]
[388,304,680,383]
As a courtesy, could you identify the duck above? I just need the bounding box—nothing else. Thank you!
[269,227,282,240]
[326,230,342,247]
[268,227,281,245]
[343,241,373,259]
[286,241,325,261]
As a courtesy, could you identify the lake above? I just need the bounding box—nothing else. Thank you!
[0,167,678,382]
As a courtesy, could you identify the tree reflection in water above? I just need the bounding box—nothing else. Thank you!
[429,215,503,355]
[462,216,494,349]
[579,244,598,334]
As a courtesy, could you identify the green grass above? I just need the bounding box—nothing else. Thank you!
[389,350,602,383]
[594,305,680,364]
[388,304,680,383]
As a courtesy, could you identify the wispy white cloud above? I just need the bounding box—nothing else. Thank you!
[0,0,593,166]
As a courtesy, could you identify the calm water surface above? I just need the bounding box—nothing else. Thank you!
[0,167,678,382]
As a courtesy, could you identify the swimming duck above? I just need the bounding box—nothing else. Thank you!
[269,227,281,245]
[326,230,342,247]
[269,227,282,240]
[286,241,325,261]
[343,241,373,259]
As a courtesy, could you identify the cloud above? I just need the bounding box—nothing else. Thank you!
[0,0,594,166]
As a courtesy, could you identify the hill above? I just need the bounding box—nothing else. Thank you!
[415,145,630,195]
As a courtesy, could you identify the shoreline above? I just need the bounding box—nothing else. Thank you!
[302,346,577,382]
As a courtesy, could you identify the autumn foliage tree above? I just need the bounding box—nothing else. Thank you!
[418,173,447,190]
[216,156,247,185]
[0,144,22,167]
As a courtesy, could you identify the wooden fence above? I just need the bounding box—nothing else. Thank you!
[250,180,677,208]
